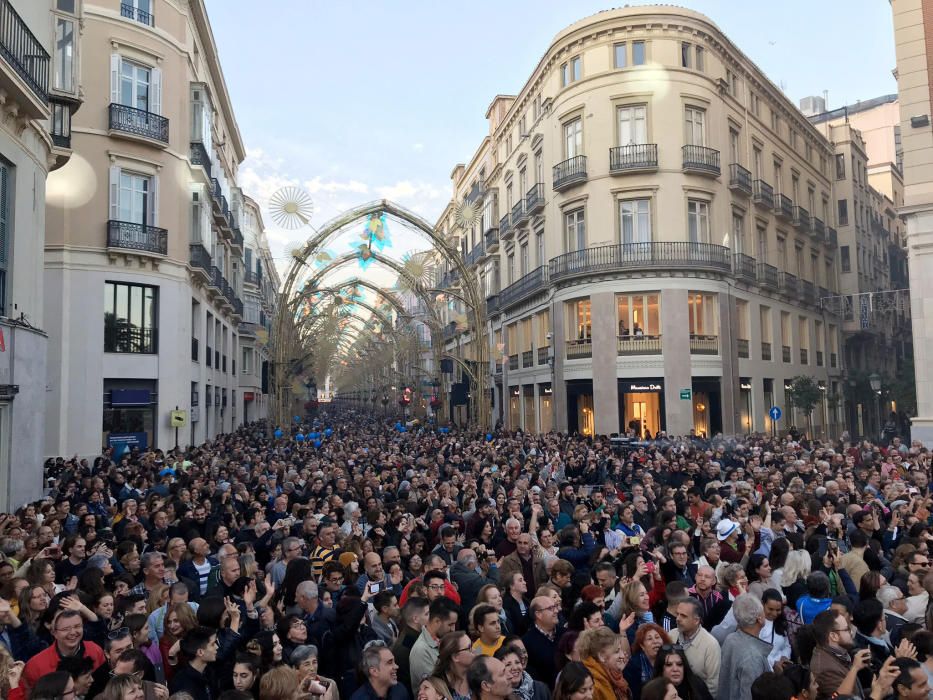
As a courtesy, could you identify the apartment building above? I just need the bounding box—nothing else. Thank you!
[893,0,933,446]
[434,6,844,438]
[44,0,249,456]
[808,96,911,437]
[238,195,279,423]
[0,1,66,509]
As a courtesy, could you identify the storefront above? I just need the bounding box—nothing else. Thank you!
[618,379,664,437]
[508,386,521,428]
[566,380,594,435]
[522,386,536,432]
[691,378,722,438]
[103,380,158,454]
[538,383,553,432]
[739,379,753,434]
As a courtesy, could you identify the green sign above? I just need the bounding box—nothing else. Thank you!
[680,389,692,400]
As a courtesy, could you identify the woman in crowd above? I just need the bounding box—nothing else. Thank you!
[495,643,550,700]
[552,662,594,700]
[503,572,530,635]
[652,645,710,700]
[623,624,669,700]
[431,631,473,700]
[576,627,631,700]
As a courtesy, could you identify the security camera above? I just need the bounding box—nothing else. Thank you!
[545,332,553,341]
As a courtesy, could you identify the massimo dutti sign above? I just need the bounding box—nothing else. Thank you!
[624,382,663,393]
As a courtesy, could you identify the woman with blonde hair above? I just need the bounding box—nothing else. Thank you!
[576,627,631,700]
[417,675,455,700]
[780,550,812,608]
[431,631,473,700]
[160,602,198,682]
[97,673,145,700]
[146,582,169,614]
[259,664,300,700]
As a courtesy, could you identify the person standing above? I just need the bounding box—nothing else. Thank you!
[718,594,772,700]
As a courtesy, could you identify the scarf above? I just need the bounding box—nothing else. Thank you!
[514,671,536,700]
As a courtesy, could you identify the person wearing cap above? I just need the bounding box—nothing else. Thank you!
[717,520,745,564]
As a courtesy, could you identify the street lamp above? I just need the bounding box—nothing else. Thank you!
[869,373,882,440]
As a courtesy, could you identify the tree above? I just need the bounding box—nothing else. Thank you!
[786,375,822,438]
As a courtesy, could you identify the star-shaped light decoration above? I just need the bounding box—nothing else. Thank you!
[455,199,480,229]
[270,187,314,230]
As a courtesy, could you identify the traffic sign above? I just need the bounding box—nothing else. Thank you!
[170,410,187,427]
[680,389,692,400]
[769,406,782,422]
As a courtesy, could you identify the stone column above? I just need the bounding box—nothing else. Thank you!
[905,207,933,445]
[662,288,693,435]
[719,293,739,434]
[552,299,568,432]
[591,291,620,435]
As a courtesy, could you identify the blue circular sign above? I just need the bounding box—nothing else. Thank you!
[769,406,782,422]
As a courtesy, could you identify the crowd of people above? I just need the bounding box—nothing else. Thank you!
[1,410,932,700]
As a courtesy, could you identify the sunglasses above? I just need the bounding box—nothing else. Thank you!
[107,626,130,640]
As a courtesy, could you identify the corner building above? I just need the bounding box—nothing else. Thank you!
[44,0,249,456]
[435,7,844,437]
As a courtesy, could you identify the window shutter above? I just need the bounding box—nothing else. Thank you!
[110,54,120,104]
[150,175,159,226]
[202,98,212,153]
[151,66,162,115]
[109,165,120,221]
[201,189,211,248]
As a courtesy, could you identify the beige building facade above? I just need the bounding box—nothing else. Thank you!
[0,1,64,509]
[892,0,933,446]
[435,6,844,438]
[44,0,251,456]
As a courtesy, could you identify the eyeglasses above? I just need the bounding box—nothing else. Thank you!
[427,584,446,591]
[832,626,851,633]
[660,644,684,652]
[456,646,474,654]
[107,627,130,640]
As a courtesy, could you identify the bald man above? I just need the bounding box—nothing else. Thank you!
[177,537,217,599]
[521,595,563,685]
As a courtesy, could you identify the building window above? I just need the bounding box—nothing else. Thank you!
[564,118,583,158]
[104,282,159,354]
[536,229,545,266]
[570,299,592,340]
[560,56,581,86]
[618,294,660,336]
[681,42,692,68]
[507,253,515,285]
[841,246,850,272]
[614,43,626,68]
[750,92,760,116]
[564,208,585,251]
[53,16,75,93]
[120,60,151,111]
[618,105,646,145]
[687,199,710,243]
[687,293,717,336]
[732,212,746,254]
[520,243,529,276]
[114,170,155,225]
[835,154,845,180]
[695,46,704,71]
[632,41,646,65]
[838,199,848,226]
[684,107,706,146]
[620,199,651,244]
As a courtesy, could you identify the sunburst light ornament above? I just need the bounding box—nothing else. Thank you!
[455,200,480,229]
[269,187,314,229]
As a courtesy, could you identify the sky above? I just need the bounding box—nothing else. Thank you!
[203,0,898,283]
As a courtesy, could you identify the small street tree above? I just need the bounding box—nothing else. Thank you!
[786,375,822,438]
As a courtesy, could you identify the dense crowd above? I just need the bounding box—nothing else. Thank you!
[2,411,933,700]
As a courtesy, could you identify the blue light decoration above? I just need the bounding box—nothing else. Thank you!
[309,432,320,439]
[398,426,407,433]
[365,212,390,251]
[274,429,283,438]
[439,427,450,434]
[357,243,374,270]
[295,433,305,442]
[324,428,333,438]
[294,415,301,423]
[485,433,493,441]
[314,440,322,448]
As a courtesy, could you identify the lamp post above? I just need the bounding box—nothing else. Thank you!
[869,372,882,441]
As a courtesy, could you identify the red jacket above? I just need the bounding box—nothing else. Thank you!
[23,640,105,694]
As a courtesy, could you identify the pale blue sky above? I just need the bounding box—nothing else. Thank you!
[204,0,898,276]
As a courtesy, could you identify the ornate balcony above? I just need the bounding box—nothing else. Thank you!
[801,280,816,305]
[780,271,800,297]
[811,217,825,242]
[499,213,512,239]
[827,227,838,248]
[553,155,587,191]
[465,240,485,267]
[499,265,549,310]
[689,334,719,355]
[484,227,499,253]
[757,262,779,290]
[733,253,756,284]
[728,164,753,195]
[793,206,810,231]
[121,2,154,26]
[511,199,527,228]
[610,144,658,173]
[752,179,774,210]
[485,294,500,316]
[107,220,167,256]
[549,241,731,284]
[774,194,794,220]
[618,335,662,355]
[682,145,721,176]
[566,339,592,360]
[0,0,50,117]
[525,183,545,216]
[190,142,211,178]
[109,103,169,145]
[189,243,211,281]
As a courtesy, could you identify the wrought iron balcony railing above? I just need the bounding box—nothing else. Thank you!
[553,155,587,190]
[610,144,658,172]
[728,163,752,195]
[0,0,50,103]
[525,183,545,215]
[109,103,168,143]
[120,2,154,26]
[753,179,774,209]
[682,145,720,176]
[107,220,167,255]
[549,241,731,283]
[733,253,756,283]
[190,142,211,177]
